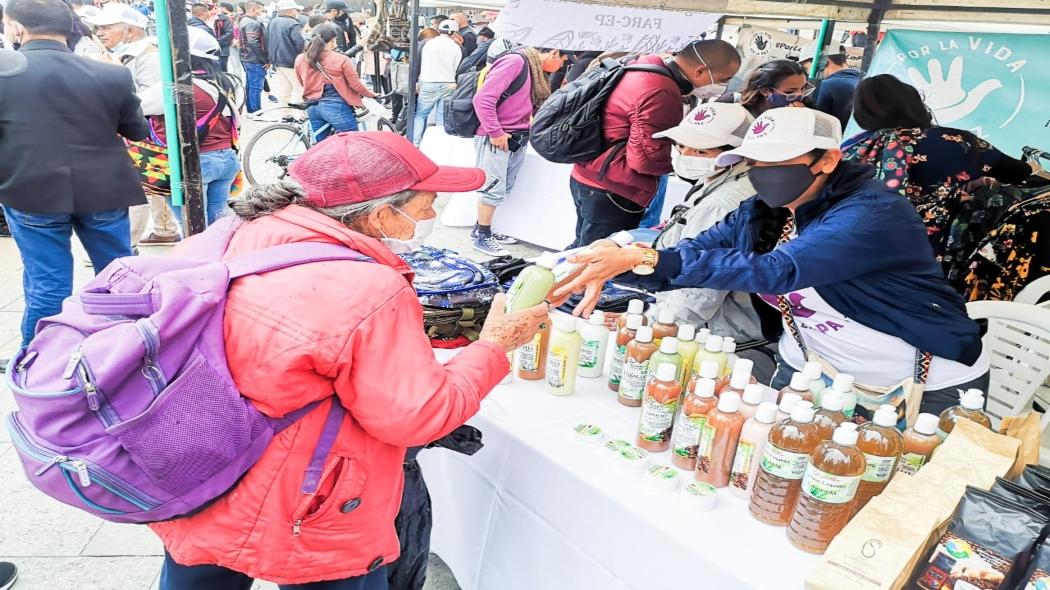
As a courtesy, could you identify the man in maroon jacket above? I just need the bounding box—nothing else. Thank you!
[569,40,741,247]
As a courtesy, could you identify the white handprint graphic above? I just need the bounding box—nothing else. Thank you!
[907,57,1002,124]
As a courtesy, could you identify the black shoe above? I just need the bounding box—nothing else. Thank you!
[0,562,17,590]
[0,359,9,375]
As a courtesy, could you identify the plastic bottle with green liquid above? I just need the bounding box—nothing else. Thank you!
[504,254,556,312]
[646,336,683,385]
[545,316,582,396]
[675,325,699,390]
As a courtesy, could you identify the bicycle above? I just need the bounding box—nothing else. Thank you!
[241,95,398,186]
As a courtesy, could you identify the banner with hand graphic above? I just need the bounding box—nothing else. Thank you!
[855,29,1050,157]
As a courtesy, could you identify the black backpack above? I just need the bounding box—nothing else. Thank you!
[443,55,529,139]
[530,57,673,165]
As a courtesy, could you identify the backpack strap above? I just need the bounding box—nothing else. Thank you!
[623,63,675,79]
[226,242,373,279]
[495,55,530,107]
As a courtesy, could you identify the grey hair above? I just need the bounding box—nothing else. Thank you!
[229,180,416,227]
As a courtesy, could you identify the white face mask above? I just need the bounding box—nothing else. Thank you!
[380,207,436,254]
[691,83,727,100]
[672,151,719,181]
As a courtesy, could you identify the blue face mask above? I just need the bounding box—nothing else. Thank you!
[766,91,793,108]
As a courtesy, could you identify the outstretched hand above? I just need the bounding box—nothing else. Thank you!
[548,245,645,317]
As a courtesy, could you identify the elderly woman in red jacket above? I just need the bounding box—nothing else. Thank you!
[151,132,548,590]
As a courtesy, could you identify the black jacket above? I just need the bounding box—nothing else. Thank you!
[456,38,491,75]
[458,27,477,56]
[332,15,356,52]
[265,14,304,68]
[238,15,267,64]
[213,13,235,56]
[187,17,216,39]
[0,40,148,214]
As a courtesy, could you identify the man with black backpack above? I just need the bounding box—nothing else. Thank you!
[551,40,741,248]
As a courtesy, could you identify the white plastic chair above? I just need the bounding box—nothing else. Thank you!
[1015,275,1050,308]
[966,301,1050,430]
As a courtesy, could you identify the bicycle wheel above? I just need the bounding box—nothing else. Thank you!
[376,117,399,134]
[242,123,310,186]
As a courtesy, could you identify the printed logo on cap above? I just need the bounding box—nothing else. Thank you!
[749,116,775,139]
[689,106,716,126]
[748,31,773,57]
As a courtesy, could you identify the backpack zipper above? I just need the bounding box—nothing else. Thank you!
[66,347,120,427]
[135,319,167,397]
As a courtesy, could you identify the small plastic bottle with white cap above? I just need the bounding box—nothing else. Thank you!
[829,373,857,418]
[609,314,643,392]
[619,326,658,407]
[729,401,779,499]
[897,413,943,475]
[776,392,803,422]
[651,308,679,346]
[693,335,727,381]
[617,299,648,329]
[802,361,827,405]
[671,377,719,471]
[936,389,992,439]
[779,371,813,404]
[578,311,609,379]
[788,425,866,554]
[721,337,739,377]
[675,325,699,389]
[544,316,581,396]
[647,336,683,385]
[722,358,755,399]
[695,391,746,488]
[637,363,683,453]
[739,383,765,420]
[854,404,904,513]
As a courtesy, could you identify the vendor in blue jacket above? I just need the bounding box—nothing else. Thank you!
[552,107,988,417]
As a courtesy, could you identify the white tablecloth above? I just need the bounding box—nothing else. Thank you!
[420,342,818,590]
[420,129,692,250]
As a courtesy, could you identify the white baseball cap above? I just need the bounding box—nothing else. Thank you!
[187,26,220,60]
[275,0,302,9]
[85,2,150,28]
[798,41,817,64]
[653,103,754,150]
[438,19,458,34]
[715,107,842,167]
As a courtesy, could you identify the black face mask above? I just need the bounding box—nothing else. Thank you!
[747,163,821,208]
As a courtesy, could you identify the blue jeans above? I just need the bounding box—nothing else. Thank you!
[2,206,133,346]
[639,174,670,229]
[170,149,239,227]
[307,99,359,142]
[412,82,452,146]
[243,62,267,113]
[159,553,389,590]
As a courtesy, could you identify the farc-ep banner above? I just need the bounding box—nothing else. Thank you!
[856,29,1050,156]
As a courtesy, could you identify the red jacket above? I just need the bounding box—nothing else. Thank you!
[149,205,509,584]
[571,54,686,207]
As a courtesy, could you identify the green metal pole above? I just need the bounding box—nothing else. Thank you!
[152,0,184,208]
[809,18,831,80]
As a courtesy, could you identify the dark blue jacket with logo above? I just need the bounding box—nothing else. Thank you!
[631,161,983,365]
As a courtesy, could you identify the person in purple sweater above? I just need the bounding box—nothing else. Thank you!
[471,46,566,256]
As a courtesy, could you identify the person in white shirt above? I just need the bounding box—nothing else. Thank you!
[411,19,462,146]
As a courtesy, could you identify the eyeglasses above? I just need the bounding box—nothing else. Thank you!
[776,82,816,101]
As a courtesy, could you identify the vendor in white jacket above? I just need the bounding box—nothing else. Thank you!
[648,102,763,341]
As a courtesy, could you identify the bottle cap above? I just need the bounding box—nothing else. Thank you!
[802,361,823,380]
[695,378,716,398]
[796,400,814,410]
[625,314,643,330]
[659,337,679,354]
[742,383,764,405]
[718,391,741,413]
[682,481,718,511]
[635,326,654,343]
[820,391,844,412]
[789,372,810,392]
[914,413,939,436]
[657,308,676,325]
[961,391,985,411]
[573,423,603,443]
[789,403,815,423]
[723,340,737,354]
[678,324,696,341]
[646,464,680,493]
[779,393,802,415]
[533,253,557,269]
[610,230,636,247]
[588,310,605,326]
[558,315,577,333]
[616,446,650,471]
[832,426,859,446]
[704,335,724,352]
[696,328,711,343]
[656,363,677,383]
[965,388,984,398]
[755,401,779,424]
[873,407,898,428]
[832,373,855,392]
[627,300,645,316]
[729,359,754,388]
[699,360,720,380]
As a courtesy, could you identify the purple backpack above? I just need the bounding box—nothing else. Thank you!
[4,216,369,523]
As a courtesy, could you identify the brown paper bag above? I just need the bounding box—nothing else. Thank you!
[934,418,1019,487]
[999,411,1042,479]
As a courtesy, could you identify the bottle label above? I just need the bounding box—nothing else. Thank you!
[672,414,706,458]
[579,340,601,369]
[896,452,928,476]
[609,345,627,386]
[619,358,649,401]
[861,453,898,483]
[801,465,860,504]
[518,335,541,374]
[546,352,567,389]
[638,395,677,442]
[696,423,717,473]
[729,440,755,491]
[759,445,810,480]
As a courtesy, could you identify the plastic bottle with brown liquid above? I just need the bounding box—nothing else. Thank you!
[516,319,550,381]
[896,413,942,476]
[936,389,993,440]
[778,372,813,403]
[787,426,867,554]
[671,377,719,471]
[637,363,682,453]
[609,314,643,392]
[651,308,678,346]
[616,300,647,329]
[618,326,658,407]
[776,393,803,422]
[854,405,904,513]
[695,391,746,488]
[813,391,847,442]
[749,404,820,526]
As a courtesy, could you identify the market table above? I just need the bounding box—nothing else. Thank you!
[419,344,820,590]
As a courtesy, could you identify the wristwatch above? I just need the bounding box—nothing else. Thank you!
[631,245,659,275]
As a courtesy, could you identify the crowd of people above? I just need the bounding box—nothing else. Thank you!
[0,3,1048,590]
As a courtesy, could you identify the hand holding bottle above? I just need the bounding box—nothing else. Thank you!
[478,294,550,353]
[548,244,647,316]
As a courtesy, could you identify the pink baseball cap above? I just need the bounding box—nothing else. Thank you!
[288,132,486,207]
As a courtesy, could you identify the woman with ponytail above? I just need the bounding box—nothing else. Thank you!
[295,22,377,141]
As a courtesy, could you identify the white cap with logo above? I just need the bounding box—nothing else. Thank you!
[715,107,843,167]
[653,103,754,150]
[187,26,220,61]
[84,2,150,28]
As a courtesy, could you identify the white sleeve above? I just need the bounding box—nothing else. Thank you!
[139,81,165,116]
